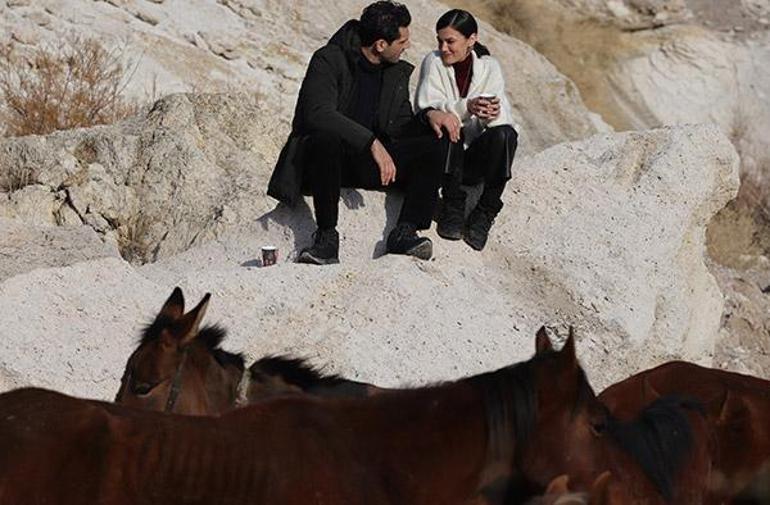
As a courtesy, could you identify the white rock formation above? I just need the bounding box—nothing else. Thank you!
[0,0,606,154]
[0,123,739,398]
[0,0,750,398]
[0,217,119,282]
[485,0,770,210]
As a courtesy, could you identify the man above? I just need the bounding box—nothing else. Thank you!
[268,1,448,265]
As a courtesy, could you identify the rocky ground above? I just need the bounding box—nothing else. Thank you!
[688,0,770,36]
[0,110,739,397]
[0,0,767,398]
[449,0,770,378]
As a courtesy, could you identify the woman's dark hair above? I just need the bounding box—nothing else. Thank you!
[435,9,491,57]
[359,1,412,46]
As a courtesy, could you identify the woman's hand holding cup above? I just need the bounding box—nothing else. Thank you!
[468,93,500,119]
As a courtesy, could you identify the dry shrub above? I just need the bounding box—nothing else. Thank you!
[0,36,139,137]
[0,165,33,193]
[117,213,153,264]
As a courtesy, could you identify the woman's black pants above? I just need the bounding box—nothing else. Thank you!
[444,125,518,214]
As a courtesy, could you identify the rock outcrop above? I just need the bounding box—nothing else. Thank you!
[0,0,754,398]
[478,0,770,209]
[0,122,739,398]
[0,0,607,154]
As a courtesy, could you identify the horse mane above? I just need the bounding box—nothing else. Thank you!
[606,395,704,501]
[139,318,244,370]
[248,355,347,389]
[470,356,539,460]
[198,325,245,370]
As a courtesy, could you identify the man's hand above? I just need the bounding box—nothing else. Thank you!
[426,110,461,143]
[467,96,501,119]
[371,138,396,186]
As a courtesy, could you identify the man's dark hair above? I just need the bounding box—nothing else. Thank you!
[359,1,411,46]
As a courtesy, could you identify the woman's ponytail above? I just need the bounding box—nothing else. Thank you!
[473,42,491,57]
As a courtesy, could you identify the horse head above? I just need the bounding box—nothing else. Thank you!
[116,287,245,415]
[511,326,610,495]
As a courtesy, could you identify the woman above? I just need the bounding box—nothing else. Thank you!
[415,9,519,251]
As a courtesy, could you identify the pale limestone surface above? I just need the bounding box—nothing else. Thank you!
[0,0,748,396]
[0,124,739,398]
[0,0,606,155]
[488,0,770,210]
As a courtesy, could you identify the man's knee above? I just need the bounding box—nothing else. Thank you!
[306,130,344,158]
[427,135,455,176]
[303,132,347,191]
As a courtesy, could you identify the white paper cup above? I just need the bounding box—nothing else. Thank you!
[261,246,277,266]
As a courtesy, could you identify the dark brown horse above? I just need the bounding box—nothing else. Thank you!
[116,287,245,415]
[535,330,714,504]
[599,360,770,502]
[1,332,609,505]
[118,288,383,414]
[245,354,385,401]
[525,472,619,504]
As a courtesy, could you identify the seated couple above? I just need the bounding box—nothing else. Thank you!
[267,1,519,265]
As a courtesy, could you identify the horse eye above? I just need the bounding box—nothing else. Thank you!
[590,421,607,436]
[131,381,157,396]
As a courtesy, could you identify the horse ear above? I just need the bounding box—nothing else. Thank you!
[544,474,570,494]
[558,326,578,368]
[535,326,554,354]
[158,287,185,320]
[174,293,211,346]
[713,389,745,425]
[641,375,661,402]
[589,471,613,504]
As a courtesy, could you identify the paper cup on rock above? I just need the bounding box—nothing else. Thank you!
[261,246,277,266]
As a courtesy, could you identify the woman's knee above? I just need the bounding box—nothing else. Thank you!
[478,126,517,183]
[487,125,518,149]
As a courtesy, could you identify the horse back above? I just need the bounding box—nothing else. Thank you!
[0,388,322,504]
[600,361,770,500]
[601,395,713,504]
[0,388,111,504]
[600,361,770,418]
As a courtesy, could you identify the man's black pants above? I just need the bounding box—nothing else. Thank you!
[305,131,449,230]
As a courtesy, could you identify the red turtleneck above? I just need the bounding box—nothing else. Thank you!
[452,55,473,98]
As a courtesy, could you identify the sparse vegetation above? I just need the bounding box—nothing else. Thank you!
[0,36,139,138]
[117,213,153,264]
[0,164,33,193]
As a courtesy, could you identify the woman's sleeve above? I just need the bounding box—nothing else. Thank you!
[414,54,470,122]
[484,58,514,129]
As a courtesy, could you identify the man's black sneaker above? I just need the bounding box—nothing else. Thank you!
[296,228,340,265]
[436,197,465,241]
[464,207,496,251]
[386,222,433,260]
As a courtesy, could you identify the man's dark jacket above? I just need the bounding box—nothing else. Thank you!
[267,20,426,207]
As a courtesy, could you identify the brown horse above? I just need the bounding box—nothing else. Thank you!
[116,287,245,415]
[599,360,770,502]
[1,332,609,505]
[245,354,385,401]
[251,342,715,504]
[535,330,714,504]
[525,472,620,504]
[118,288,385,414]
